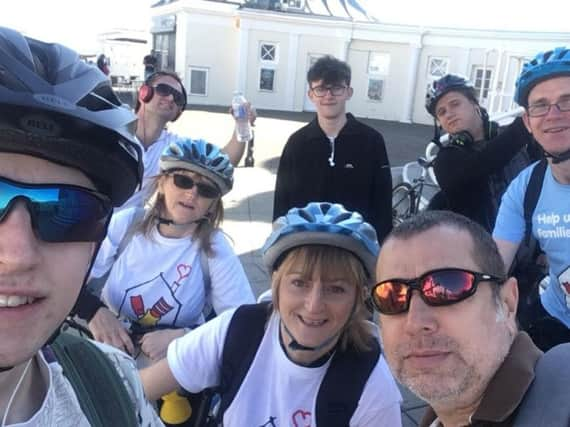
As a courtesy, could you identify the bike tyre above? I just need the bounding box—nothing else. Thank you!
[392,182,415,226]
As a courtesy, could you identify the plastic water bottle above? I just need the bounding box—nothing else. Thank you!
[232,91,252,143]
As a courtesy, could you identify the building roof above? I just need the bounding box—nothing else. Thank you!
[152,0,375,22]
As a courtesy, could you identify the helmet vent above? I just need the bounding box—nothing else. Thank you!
[77,85,121,112]
[298,209,315,222]
[332,212,352,223]
[320,202,332,214]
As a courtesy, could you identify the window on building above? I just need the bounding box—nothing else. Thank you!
[367,52,390,102]
[153,32,176,72]
[189,67,208,96]
[472,67,493,99]
[282,0,305,9]
[368,52,390,75]
[427,57,449,79]
[367,79,384,101]
[259,68,275,91]
[260,42,278,63]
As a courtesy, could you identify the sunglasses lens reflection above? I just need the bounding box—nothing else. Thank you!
[374,270,476,314]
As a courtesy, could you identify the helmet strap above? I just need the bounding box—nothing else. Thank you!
[543,148,570,164]
[280,297,358,353]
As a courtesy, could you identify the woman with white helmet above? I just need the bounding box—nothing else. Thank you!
[141,202,402,427]
[82,138,254,362]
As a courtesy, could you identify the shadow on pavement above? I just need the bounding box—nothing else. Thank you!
[256,156,280,173]
[225,190,274,221]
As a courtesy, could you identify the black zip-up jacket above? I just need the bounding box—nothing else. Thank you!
[431,117,541,232]
[273,113,392,242]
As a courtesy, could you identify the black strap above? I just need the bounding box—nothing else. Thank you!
[51,333,138,427]
[316,340,380,427]
[218,303,271,417]
[523,159,548,246]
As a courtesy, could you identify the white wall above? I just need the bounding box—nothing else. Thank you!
[153,0,570,124]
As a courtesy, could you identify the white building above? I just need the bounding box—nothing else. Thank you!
[98,29,150,83]
[149,0,570,124]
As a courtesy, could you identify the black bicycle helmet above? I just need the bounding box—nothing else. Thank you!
[426,74,478,117]
[0,26,142,206]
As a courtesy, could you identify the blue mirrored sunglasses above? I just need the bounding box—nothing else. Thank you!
[0,176,112,243]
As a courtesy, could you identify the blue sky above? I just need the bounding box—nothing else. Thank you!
[0,0,567,53]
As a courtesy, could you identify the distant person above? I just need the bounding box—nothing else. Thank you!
[97,53,110,76]
[273,55,392,242]
[144,51,158,80]
[374,210,570,427]
[425,74,540,232]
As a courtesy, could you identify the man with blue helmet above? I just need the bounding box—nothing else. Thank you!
[494,47,570,350]
[140,202,402,426]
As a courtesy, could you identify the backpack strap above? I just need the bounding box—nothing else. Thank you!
[315,339,381,427]
[86,207,145,298]
[522,159,547,246]
[217,304,380,426]
[51,333,138,427]
[116,207,145,260]
[218,303,271,418]
[513,343,570,426]
[199,246,214,321]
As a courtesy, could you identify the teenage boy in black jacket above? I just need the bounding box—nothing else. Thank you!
[273,55,392,242]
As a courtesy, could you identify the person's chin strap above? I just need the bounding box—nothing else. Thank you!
[281,320,341,352]
[156,198,217,228]
[281,297,359,352]
[543,148,570,164]
[156,216,209,227]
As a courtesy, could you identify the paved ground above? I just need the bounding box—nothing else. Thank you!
[168,105,431,425]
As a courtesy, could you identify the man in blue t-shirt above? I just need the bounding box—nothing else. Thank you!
[493,47,570,351]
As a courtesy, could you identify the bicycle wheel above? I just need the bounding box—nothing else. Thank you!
[392,183,414,226]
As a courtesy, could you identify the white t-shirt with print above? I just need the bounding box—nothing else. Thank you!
[90,208,254,329]
[167,308,402,427]
[12,342,163,427]
[118,130,180,212]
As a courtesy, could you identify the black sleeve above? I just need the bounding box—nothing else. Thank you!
[434,117,532,194]
[273,138,295,220]
[371,133,393,243]
[73,287,106,322]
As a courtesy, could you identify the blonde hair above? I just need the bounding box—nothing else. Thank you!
[135,173,224,255]
[270,245,374,352]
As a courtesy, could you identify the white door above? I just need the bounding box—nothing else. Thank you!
[303,53,325,112]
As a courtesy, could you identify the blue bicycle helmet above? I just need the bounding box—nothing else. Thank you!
[262,202,380,279]
[514,47,570,107]
[0,26,143,206]
[426,74,477,116]
[160,138,234,195]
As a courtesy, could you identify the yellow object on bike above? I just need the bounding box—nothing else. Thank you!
[160,390,192,425]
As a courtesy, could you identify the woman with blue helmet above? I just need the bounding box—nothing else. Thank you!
[141,202,402,426]
[80,138,254,425]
